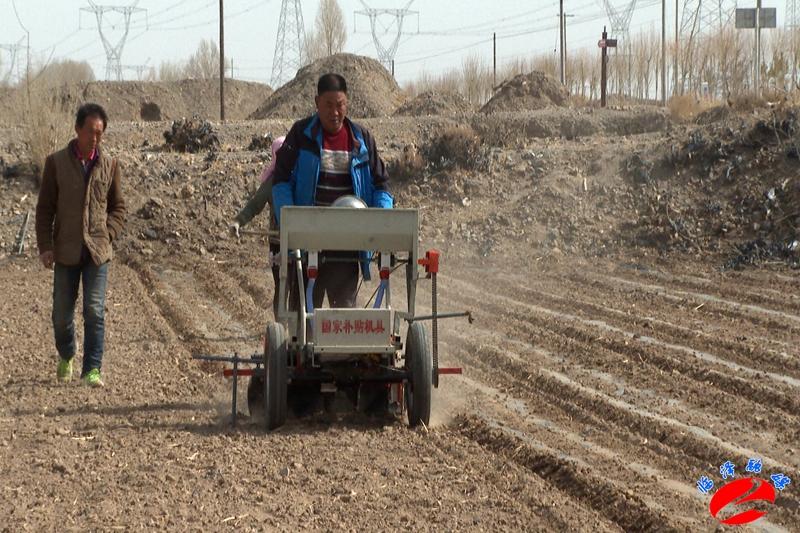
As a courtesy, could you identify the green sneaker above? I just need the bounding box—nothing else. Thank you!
[82,368,105,388]
[56,358,73,383]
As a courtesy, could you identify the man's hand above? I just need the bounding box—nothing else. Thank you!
[40,251,54,269]
[229,221,240,238]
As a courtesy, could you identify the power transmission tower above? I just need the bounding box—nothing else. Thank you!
[271,0,307,88]
[354,0,418,70]
[602,0,637,97]
[0,40,25,84]
[122,64,150,80]
[678,0,735,94]
[602,0,637,44]
[680,0,735,37]
[81,1,146,81]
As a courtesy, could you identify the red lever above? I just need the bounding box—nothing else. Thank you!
[417,249,440,275]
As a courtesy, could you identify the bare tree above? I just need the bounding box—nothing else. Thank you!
[461,54,492,105]
[30,59,95,87]
[158,60,184,81]
[184,39,219,79]
[306,0,346,62]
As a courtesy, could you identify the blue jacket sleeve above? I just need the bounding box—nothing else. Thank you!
[272,181,293,225]
[373,189,393,209]
[361,126,393,209]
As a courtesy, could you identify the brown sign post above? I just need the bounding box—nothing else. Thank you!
[599,26,617,108]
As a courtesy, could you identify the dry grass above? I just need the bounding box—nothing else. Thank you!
[9,88,73,180]
[423,126,480,170]
[667,95,711,121]
[388,144,425,182]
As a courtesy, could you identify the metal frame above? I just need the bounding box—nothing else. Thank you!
[277,207,420,341]
[194,206,469,426]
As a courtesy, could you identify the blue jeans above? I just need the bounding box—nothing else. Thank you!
[52,261,109,376]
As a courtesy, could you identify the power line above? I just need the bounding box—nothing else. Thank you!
[127,0,217,31]
[393,0,658,66]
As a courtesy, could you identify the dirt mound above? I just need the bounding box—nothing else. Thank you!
[394,91,474,116]
[0,79,272,123]
[694,104,736,125]
[248,53,404,120]
[480,71,568,114]
[163,117,220,153]
[625,107,800,267]
[472,107,668,144]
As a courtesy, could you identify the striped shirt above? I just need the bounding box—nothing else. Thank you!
[315,124,354,206]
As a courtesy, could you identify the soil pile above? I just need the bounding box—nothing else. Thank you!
[248,53,404,120]
[626,107,800,267]
[0,79,272,123]
[394,91,474,116]
[694,104,736,125]
[480,71,568,114]
[163,117,220,153]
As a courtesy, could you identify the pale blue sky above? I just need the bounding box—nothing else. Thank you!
[0,0,772,86]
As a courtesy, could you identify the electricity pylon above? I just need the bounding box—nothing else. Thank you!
[354,0,417,69]
[0,39,25,84]
[271,0,307,88]
[81,1,146,81]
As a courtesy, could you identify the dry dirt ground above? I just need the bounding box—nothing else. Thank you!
[1,108,799,531]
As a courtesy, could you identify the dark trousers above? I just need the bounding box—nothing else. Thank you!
[285,251,359,311]
[270,242,280,319]
[52,261,109,376]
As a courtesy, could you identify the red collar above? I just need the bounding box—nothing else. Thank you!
[72,140,97,163]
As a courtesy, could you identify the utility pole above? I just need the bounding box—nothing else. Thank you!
[81,1,146,81]
[219,0,225,121]
[661,0,666,104]
[559,0,565,84]
[493,32,496,90]
[599,26,617,107]
[601,27,608,107]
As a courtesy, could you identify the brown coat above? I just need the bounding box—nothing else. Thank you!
[35,143,126,266]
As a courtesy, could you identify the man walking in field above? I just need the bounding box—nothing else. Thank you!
[35,103,126,387]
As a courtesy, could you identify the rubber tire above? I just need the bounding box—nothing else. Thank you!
[247,375,264,420]
[404,322,432,427]
[263,322,288,430]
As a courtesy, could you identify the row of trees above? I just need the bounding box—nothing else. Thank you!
[405,26,800,106]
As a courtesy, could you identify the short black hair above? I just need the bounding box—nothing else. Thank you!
[317,73,347,95]
[76,103,108,131]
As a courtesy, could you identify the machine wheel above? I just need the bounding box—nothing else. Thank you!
[404,322,432,427]
[263,322,288,430]
[247,374,264,420]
